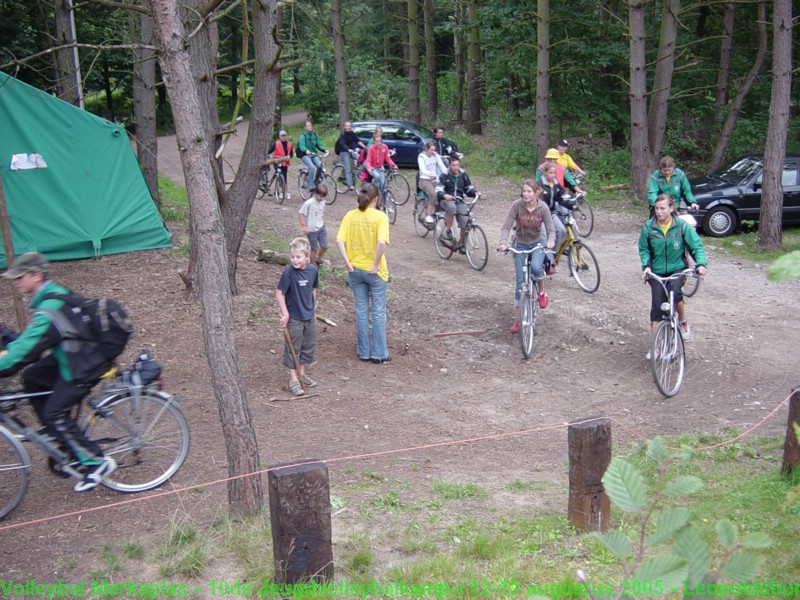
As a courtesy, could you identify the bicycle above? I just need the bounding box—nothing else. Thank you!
[297,153,338,205]
[377,185,397,226]
[432,194,489,271]
[384,168,411,206]
[677,211,701,298]
[549,208,601,293]
[0,353,190,519]
[412,189,433,238]
[503,245,552,358]
[256,157,288,204]
[645,268,697,397]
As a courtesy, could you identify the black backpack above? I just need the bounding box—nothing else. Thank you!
[39,292,134,383]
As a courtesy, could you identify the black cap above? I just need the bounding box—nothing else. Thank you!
[557,139,569,147]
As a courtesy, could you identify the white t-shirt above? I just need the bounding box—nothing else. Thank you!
[299,198,326,232]
[418,152,446,182]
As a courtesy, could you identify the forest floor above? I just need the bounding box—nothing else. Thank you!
[2,117,798,590]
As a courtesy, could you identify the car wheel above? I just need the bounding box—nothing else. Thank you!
[703,206,737,237]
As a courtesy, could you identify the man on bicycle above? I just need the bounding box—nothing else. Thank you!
[335,121,366,192]
[435,156,477,252]
[647,156,699,217]
[298,120,327,190]
[0,253,117,491]
[267,129,292,200]
[556,139,586,178]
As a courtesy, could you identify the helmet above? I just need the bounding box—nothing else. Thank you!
[545,148,560,159]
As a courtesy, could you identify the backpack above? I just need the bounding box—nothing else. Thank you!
[39,292,134,383]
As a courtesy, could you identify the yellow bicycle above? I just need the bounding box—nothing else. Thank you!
[550,209,600,293]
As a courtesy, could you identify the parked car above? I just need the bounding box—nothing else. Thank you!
[690,154,800,237]
[351,120,435,168]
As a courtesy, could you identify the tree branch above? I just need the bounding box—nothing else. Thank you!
[83,0,148,13]
[0,43,156,71]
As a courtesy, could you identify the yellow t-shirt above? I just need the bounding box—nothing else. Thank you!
[659,222,670,236]
[557,152,578,171]
[336,207,390,281]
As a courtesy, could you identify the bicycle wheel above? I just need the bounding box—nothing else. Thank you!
[322,174,338,205]
[573,195,594,237]
[256,170,269,200]
[650,321,686,397]
[331,164,349,194]
[383,191,397,225]
[568,241,601,293]
[387,172,411,205]
[0,426,31,519]
[682,255,701,298]
[465,224,489,271]
[413,197,431,238]
[83,390,190,493]
[519,285,538,358]
[273,174,287,205]
[433,219,453,259]
[297,171,312,201]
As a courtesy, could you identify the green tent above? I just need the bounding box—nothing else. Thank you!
[0,73,171,268]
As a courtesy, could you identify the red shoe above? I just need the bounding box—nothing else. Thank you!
[510,321,520,334]
[538,292,549,309]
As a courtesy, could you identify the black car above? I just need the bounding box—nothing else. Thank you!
[351,120,435,168]
[690,154,800,237]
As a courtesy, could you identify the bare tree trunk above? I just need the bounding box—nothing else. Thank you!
[383,1,391,71]
[715,2,735,119]
[465,0,482,134]
[709,2,766,172]
[535,0,550,160]
[647,0,679,162]
[148,0,264,518]
[131,8,160,205]
[454,0,465,125]
[331,0,349,124]
[629,0,650,200]
[53,0,81,106]
[759,0,792,251]
[407,0,421,123]
[424,0,438,124]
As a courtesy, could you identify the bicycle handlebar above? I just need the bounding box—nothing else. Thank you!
[645,268,699,283]
[501,245,555,256]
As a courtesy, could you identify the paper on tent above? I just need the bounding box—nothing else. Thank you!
[10,153,48,170]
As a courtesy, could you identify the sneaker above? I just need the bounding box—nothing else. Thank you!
[680,320,692,340]
[538,292,549,309]
[302,374,317,388]
[285,192,292,201]
[510,321,520,334]
[424,215,435,224]
[74,456,117,492]
[441,229,454,241]
[455,245,466,255]
[289,379,305,396]
[347,186,356,192]
[370,357,391,364]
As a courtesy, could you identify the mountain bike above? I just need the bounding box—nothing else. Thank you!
[432,194,489,271]
[646,268,697,397]
[549,208,601,293]
[256,157,288,204]
[297,153,337,205]
[563,173,593,237]
[503,245,553,358]
[0,353,190,519]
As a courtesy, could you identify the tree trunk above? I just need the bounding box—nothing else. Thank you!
[53,0,81,106]
[465,0,482,134]
[454,0,465,125]
[131,8,160,205]
[331,0,349,124]
[407,0,421,123]
[714,2,735,119]
[647,0,679,162]
[629,0,650,200]
[424,0,437,124]
[709,2,766,172]
[102,58,114,120]
[148,0,264,518]
[535,0,550,160]
[759,0,792,251]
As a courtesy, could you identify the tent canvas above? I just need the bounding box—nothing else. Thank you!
[0,72,171,268]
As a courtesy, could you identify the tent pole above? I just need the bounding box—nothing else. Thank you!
[0,168,27,330]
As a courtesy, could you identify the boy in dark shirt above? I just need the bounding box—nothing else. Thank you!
[276,237,319,396]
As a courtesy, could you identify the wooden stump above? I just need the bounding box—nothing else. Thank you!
[782,389,800,475]
[567,417,611,532]
[268,460,333,583]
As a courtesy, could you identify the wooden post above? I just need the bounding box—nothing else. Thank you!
[268,460,333,584]
[568,416,612,532]
[0,169,27,330]
[782,389,800,475]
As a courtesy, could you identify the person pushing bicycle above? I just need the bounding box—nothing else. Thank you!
[0,253,118,491]
[639,194,708,350]
[646,156,699,219]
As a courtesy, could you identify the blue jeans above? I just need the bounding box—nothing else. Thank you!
[301,154,322,189]
[513,243,545,306]
[348,269,389,361]
[370,167,386,192]
[339,151,356,186]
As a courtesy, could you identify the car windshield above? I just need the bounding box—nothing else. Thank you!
[413,124,434,138]
[709,157,763,186]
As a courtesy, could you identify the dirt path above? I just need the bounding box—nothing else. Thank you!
[3,123,799,585]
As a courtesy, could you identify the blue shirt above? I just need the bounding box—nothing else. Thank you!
[276,264,318,321]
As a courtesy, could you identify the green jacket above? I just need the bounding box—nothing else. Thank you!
[0,280,73,382]
[638,217,708,275]
[298,131,325,155]
[647,167,694,208]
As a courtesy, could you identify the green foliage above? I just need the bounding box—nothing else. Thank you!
[157,177,189,222]
[768,251,800,281]
[432,478,488,500]
[601,458,647,513]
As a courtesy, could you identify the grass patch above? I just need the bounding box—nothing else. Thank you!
[158,176,189,222]
[433,477,488,500]
[715,227,800,261]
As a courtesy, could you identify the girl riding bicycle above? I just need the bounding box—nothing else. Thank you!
[639,193,708,345]
[497,179,555,333]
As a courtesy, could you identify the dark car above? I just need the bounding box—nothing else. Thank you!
[351,120,435,168]
[690,155,800,237]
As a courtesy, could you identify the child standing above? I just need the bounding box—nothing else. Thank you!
[276,237,319,396]
[299,183,329,267]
